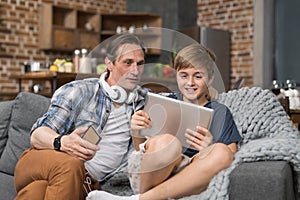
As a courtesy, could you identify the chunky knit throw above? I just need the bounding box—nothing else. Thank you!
[180,87,300,200]
[102,87,300,199]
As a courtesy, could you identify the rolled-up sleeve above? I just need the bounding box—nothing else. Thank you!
[31,83,84,135]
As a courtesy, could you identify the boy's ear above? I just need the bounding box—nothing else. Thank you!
[208,74,214,86]
[105,57,113,71]
[207,75,219,100]
[208,86,219,100]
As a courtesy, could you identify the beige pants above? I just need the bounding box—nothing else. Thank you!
[14,148,100,200]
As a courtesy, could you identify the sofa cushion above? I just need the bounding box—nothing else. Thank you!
[0,172,17,200]
[0,101,14,157]
[229,161,295,200]
[0,92,50,175]
[101,170,133,196]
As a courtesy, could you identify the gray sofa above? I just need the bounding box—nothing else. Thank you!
[0,90,299,200]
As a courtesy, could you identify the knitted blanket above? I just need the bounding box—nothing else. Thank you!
[181,87,300,200]
[103,87,300,199]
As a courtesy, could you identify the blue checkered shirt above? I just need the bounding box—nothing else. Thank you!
[31,78,146,135]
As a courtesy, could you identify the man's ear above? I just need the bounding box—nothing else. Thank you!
[105,57,113,71]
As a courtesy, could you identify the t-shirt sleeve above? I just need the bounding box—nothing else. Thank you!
[209,102,242,145]
[216,108,241,144]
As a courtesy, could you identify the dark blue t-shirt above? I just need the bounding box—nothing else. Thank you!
[167,93,241,157]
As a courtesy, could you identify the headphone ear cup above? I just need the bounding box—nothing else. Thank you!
[126,92,137,104]
[99,72,128,104]
[126,85,141,104]
[110,85,127,104]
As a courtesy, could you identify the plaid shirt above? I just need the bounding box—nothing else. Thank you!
[31,78,147,135]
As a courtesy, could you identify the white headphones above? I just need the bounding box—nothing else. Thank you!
[99,72,139,104]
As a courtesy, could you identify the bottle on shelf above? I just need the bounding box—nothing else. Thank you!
[73,49,81,73]
[271,80,284,95]
[79,49,92,73]
[64,58,74,73]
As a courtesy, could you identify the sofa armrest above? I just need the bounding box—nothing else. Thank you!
[229,161,295,200]
[0,92,50,176]
[0,100,14,157]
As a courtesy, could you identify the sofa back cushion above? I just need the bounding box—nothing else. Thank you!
[0,92,50,175]
[0,100,14,157]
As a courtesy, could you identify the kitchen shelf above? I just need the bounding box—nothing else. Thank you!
[10,71,99,97]
[100,13,162,55]
[39,3,100,51]
[52,6,76,28]
[38,3,162,55]
[9,71,177,97]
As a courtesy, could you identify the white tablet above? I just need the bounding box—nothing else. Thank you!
[140,92,214,149]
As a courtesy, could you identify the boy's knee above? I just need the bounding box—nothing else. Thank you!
[198,143,233,169]
[214,143,234,165]
[141,134,182,172]
[146,134,182,156]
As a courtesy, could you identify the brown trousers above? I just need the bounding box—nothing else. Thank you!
[14,148,100,200]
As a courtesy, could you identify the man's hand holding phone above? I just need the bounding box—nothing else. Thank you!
[59,127,100,161]
[82,126,102,145]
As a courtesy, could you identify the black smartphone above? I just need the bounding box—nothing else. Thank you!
[82,126,101,145]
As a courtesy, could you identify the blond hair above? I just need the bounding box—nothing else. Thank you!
[174,44,216,80]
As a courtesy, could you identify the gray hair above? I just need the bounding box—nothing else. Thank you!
[106,33,145,63]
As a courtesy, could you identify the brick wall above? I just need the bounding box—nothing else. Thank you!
[0,0,126,96]
[197,0,254,87]
[0,0,254,97]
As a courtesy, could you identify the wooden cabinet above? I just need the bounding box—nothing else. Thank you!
[100,13,162,55]
[10,72,99,97]
[10,72,177,98]
[39,4,100,51]
[39,3,162,55]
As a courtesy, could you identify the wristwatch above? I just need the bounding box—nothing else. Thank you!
[53,135,64,151]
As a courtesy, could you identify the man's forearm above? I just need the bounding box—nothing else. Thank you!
[30,126,59,150]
